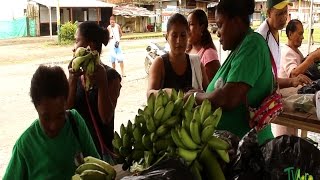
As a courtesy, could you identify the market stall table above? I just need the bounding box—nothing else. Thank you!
[273,87,320,137]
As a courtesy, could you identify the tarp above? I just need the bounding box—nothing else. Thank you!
[0,17,36,39]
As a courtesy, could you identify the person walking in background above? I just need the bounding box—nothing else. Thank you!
[67,21,122,163]
[4,65,99,179]
[107,16,126,77]
[257,0,312,137]
[186,9,220,82]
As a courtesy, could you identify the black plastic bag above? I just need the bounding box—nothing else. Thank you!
[297,79,320,94]
[228,129,266,180]
[261,135,320,180]
[121,158,193,180]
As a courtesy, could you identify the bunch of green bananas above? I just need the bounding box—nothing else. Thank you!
[112,89,230,179]
[72,156,116,180]
[71,47,100,91]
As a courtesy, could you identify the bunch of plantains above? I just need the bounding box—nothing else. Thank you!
[112,89,230,180]
[72,156,116,180]
[71,47,100,90]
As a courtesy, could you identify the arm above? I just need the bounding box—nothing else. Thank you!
[73,109,100,159]
[290,51,320,77]
[118,24,123,38]
[105,77,121,123]
[278,75,312,88]
[3,144,27,180]
[95,64,110,125]
[201,63,209,90]
[147,56,164,97]
[193,82,250,110]
[205,61,220,81]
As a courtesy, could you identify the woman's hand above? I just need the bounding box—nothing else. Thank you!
[291,74,312,87]
[68,60,83,85]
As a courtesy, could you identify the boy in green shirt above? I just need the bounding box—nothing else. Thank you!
[3,66,99,180]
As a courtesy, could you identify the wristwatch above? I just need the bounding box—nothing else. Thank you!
[193,92,199,106]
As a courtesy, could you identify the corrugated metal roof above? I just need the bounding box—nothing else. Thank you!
[31,0,115,8]
[113,5,155,17]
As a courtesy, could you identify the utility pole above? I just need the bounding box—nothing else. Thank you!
[307,0,314,53]
[56,0,61,43]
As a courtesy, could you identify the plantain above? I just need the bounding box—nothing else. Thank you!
[207,136,230,150]
[79,169,107,180]
[120,124,126,138]
[199,146,225,180]
[154,106,164,125]
[177,147,199,162]
[156,124,169,137]
[142,134,153,150]
[161,101,174,123]
[74,47,88,57]
[212,107,223,127]
[171,88,178,101]
[122,133,131,148]
[179,127,200,150]
[200,99,212,123]
[183,93,195,111]
[215,149,230,163]
[164,115,179,127]
[147,93,156,114]
[162,90,169,106]
[172,98,184,115]
[83,156,116,180]
[145,114,156,133]
[190,119,201,145]
[177,89,184,99]
[132,125,142,143]
[201,125,215,143]
[75,162,107,175]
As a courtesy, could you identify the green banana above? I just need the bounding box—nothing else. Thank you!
[199,146,225,180]
[207,136,230,150]
[72,53,93,72]
[164,115,179,127]
[142,134,153,150]
[203,114,216,128]
[190,163,202,180]
[120,124,126,138]
[200,99,212,123]
[156,124,169,136]
[171,88,178,101]
[72,174,81,180]
[133,126,142,142]
[86,60,95,75]
[179,127,199,150]
[154,106,164,123]
[201,125,215,143]
[155,91,163,110]
[134,115,145,125]
[132,149,144,161]
[147,93,156,113]
[122,133,131,148]
[119,146,130,157]
[144,151,154,167]
[80,169,107,180]
[193,159,203,172]
[172,98,184,115]
[83,156,116,180]
[177,147,198,162]
[162,90,169,106]
[145,115,156,132]
[161,101,174,123]
[193,108,201,123]
[134,141,144,150]
[153,139,169,152]
[74,47,88,57]
[143,106,152,117]
[183,111,193,133]
[75,162,107,175]
[113,132,122,149]
[212,107,223,127]
[215,149,230,163]
[138,108,144,115]
[183,94,195,111]
[190,119,201,145]
[178,89,184,99]
[171,129,187,149]
[127,120,133,137]
[150,132,158,142]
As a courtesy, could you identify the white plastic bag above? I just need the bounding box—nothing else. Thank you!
[283,94,316,114]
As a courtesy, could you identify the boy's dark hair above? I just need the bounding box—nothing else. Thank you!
[30,65,69,106]
[286,19,302,37]
[78,21,109,54]
[189,9,217,50]
[167,13,188,33]
[216,0,254,26]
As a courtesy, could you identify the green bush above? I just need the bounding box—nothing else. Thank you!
[59,21,77,44]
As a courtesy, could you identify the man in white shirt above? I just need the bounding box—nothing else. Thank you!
[107,16,125,77]
[257,0,312,137]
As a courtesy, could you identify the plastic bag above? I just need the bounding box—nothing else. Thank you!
[297,79,320,94]
[261,135,320,180]
[283,94,316,114]
[228,129,266,180]
[121,158,193,180]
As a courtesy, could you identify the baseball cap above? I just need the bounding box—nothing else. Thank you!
[267,0,293,10]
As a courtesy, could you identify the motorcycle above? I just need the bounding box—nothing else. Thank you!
[144,42,170,74]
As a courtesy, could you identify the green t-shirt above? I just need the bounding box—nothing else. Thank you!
[206,28,274,144]
[3,109,100,180]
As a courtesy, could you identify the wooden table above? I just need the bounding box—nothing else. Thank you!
[273,87,320,137]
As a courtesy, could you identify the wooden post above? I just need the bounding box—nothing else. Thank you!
[36,4,40,36]
[49,7,52,38]
[70,8,73,23]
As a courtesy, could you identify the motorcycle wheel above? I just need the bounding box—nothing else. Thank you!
[145,57,152,74]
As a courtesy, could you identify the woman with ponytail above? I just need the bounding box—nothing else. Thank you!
[187,9,220,81]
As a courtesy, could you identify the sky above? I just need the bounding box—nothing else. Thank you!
[0,0,27,21]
